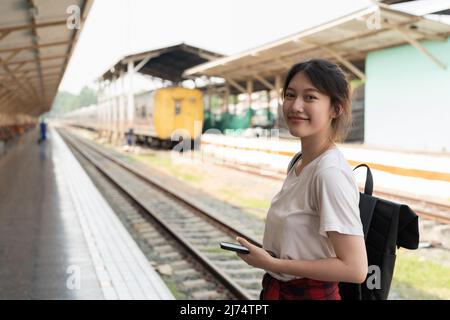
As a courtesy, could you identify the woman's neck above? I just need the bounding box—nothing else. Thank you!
[300,134,335,165]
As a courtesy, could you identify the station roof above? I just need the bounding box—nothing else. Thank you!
[0,0,93,118]
[100,43,224,83]
[184,4,450,89]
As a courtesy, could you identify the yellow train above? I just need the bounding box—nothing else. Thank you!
[63,87,204,148]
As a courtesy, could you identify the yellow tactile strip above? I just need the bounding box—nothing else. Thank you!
[201,141,450,183]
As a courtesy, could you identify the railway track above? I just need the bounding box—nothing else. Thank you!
[59,129,265,300]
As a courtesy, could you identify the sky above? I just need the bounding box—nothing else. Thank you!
[59,0,376,94]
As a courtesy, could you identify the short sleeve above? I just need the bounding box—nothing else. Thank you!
[314,167,364,238]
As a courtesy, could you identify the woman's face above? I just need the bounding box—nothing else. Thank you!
[282,71,336,139]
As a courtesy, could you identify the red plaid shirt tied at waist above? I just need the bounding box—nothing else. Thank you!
[260,273,341,300]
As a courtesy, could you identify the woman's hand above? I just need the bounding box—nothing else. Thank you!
[236,237,274,270]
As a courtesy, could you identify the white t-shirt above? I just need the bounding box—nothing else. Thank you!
[262,147,364,281]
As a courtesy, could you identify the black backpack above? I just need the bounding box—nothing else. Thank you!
[288,152,420,300]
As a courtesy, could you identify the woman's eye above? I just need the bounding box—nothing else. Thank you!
[285,92,295,99]
[305,95,317,101]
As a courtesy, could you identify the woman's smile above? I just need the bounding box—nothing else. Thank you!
[288,115,310,123]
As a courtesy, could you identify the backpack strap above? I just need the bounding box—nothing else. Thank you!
[287,152,302,174]
[353,164,376,239]
[353,164,373,196]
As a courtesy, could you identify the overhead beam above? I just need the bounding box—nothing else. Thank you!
[0,62,28,81]
[407,28,448,42]
[225,78,246,93]
[0,31,12,41]
[2,94,19,107]
[3,69,40,100]
[0,90,14,103]
[0,82,28,106]
[0,57,37,101]
[0,20,68,38]
[21,100,44,115]
[26,72,61,79]
[0,97,20,115]
[253,74,275,90]
[394,27,446,70]
[0,95,17,108]
[178,44,222,61]
[133,55,157,72]
[4,72,31,88]
[7,54,69,66]
[275,58,291,70]
[4,50,22,63]
[6,64,61,77]
[320,46,366,81]
[122,52,161,64]
[0,72,27,85]
[6,70,40,97]
[1,100,32,115]
[0,40,70,54]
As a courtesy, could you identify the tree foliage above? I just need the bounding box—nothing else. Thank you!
[51,86,97,115]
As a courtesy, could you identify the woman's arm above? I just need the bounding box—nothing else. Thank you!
[237,233,368,283]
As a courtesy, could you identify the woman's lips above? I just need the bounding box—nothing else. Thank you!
[288,116,309,122]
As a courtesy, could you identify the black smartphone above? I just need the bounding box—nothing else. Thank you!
[220,242,250,254]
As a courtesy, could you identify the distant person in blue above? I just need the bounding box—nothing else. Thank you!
[126,128,134,151]
[39,120,47,143]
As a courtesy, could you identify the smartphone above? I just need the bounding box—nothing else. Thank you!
[220,242,250,254]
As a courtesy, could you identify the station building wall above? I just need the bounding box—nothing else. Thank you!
[365,36,450,152]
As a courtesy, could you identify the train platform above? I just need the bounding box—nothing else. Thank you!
[0,127,174,300]
[200,133,450,203]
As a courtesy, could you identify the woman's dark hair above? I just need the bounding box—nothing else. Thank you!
[282,59,352,142]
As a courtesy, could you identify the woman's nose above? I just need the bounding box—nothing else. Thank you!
[292,97,305,111]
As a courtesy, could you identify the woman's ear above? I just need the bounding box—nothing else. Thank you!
[332,104,343,119]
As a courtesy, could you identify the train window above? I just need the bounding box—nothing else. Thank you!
[175,100,182,115]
